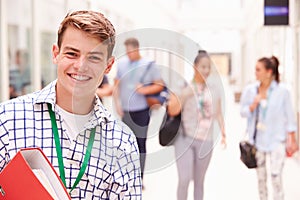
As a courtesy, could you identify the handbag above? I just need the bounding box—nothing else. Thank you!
[239,90,259,169]
[140,62,169,107]
[239,140,257,168]
[159,108,181,146]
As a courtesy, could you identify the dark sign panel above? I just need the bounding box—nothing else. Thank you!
[264,0,289,25]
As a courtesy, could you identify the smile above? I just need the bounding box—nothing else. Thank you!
[69,74,91,81]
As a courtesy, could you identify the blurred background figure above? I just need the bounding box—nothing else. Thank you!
[96,74,113,102]
[113,37,164,185]
[240,56,298,200]
[167,50,226,200]
[9,49,30,98]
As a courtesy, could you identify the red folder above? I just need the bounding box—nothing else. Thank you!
[0,148,71,200]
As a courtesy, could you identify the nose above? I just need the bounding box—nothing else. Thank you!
[74,56,88,71]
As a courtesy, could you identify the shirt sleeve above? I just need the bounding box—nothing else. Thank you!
[146,62,162,81]
[283,88,297,133]
[240,85,254,118]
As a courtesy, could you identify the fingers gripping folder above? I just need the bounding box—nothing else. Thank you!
[0,148,71,200]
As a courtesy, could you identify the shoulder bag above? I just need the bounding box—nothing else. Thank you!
[140,62,169,107]
[159,108,181,146]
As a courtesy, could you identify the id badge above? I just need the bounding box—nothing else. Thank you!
[256,122,266,131]
[260,99,267,108]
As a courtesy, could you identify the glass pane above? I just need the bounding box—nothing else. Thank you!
[38,0,66,88]
[41,32,57,86]
[9,49,31,98]
[8,26,32,98]
[7,0,33,98]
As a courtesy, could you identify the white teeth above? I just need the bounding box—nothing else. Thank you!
[70,74,89,81]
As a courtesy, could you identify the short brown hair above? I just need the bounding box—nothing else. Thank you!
[57,10,115,58]
[124,37,139,48]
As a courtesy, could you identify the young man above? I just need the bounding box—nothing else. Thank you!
[0,10,141,199]
[113,38,164,183]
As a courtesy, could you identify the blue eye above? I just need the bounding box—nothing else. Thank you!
[89,56,101,61]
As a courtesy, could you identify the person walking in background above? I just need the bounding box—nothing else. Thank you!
[96,74,113,102]
[240,56,298,200]
[167,50,226,200]
[9,49,31,98]
[0,10,141,199]
[113,37,164,184]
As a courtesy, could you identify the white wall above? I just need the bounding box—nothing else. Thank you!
[241,0,300,140]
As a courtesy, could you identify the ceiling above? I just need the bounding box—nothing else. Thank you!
[99,0,244,32]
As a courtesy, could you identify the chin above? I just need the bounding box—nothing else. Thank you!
[77,88,96,96]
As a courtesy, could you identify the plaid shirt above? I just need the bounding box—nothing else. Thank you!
[0,80,142,199]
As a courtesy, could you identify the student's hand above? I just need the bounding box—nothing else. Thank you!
[254,94,262,103]
[220,128,227,149]
[167,92,181,117]
[221,136,227,149]
[135,83,146,95]
[286,133,298,157]
[250,94,261,112]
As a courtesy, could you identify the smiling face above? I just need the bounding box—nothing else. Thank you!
[52,26,114,100]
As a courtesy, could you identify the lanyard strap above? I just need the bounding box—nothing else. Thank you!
[193,82,207,118]
[253,87,260,143]
[47,103,96,193]
[139,61,154,83]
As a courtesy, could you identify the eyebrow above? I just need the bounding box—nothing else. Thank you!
[63,46,104,56]
[63,46,80,53]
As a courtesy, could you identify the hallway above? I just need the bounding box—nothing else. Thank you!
[142,78,300,200]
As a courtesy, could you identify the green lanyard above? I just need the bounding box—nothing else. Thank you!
[47,103,96,193]
[193,82,207,118]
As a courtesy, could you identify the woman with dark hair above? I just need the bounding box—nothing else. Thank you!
[240,56,298,200]
[167,50,226,200]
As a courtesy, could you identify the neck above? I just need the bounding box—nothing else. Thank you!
[131,54,141,62]
[56,87,95,115]
[260,79,272,89]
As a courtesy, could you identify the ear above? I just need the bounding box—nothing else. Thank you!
[104,56,115,74]
[267,69,273,78]
[52,44,60,64]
